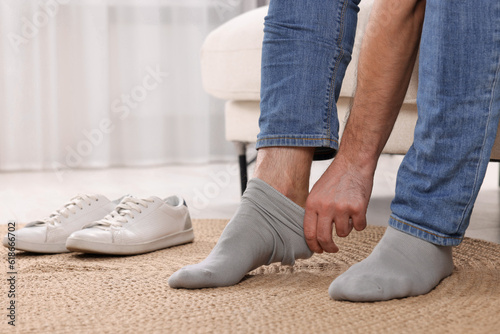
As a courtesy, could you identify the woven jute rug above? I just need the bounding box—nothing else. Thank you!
[1,220,499,334]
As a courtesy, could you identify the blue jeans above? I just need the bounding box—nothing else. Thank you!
[257,0,500,246]
[257,0,360,160]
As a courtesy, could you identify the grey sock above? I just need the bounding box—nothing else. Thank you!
[329,226,454,301]
[168,178,313,288]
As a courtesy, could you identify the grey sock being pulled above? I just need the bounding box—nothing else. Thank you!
[329,226,454,301]
[168,178,313,288]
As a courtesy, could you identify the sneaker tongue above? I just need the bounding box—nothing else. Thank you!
[120,194,135,200]
[115,194,135,206]
[60,193,105,214]
[124,195,163,205]
[93,194,111,203]
[148,195,163,203]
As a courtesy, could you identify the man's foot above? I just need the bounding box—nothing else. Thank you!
[329,226,454,301]
[168,178,313,288]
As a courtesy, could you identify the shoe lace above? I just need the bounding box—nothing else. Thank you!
[92,196,154,229]
[42,194,99,226]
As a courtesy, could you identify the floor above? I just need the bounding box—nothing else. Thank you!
[1,155,499,244]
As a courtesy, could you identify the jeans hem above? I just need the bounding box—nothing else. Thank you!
[256,135,339,151]
[389,215,463,246]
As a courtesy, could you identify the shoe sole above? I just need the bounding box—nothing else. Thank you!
[65,228,195,255]
[2,237,70,253]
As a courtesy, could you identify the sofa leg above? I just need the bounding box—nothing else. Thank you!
[235,142,248,194]
[239,153,248,194]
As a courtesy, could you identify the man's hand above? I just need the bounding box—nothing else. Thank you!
[304,154,374,253]
[303,0,426,253]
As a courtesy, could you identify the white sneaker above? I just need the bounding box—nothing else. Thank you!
[65,195,194,255]
[2,194,121,253]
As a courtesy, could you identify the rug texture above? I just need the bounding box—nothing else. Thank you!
[1,220,499,334]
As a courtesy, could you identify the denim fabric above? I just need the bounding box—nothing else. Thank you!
[390,0,500,246]
[257,0,360,160]
[258,0,500,246]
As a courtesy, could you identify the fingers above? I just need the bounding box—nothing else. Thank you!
[334,213,352,238]
[303,208,323,253]
[352,211,367,231]
[302,156,373,253]
[304,170,371,253]
[305,200,366,254]
[317,215,338,253]
[335,201,368,235]
[305,198,339,254]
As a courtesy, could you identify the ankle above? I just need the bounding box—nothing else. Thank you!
[258,175,309,207]
[253,147,314,207]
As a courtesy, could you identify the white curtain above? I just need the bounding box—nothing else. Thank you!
[0,0,264,172]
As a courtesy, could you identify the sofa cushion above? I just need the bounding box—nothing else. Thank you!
[201,7,267,101]
[225,99,420,155]
[201,1,418,103]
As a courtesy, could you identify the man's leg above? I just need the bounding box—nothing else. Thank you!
[169,0,360,288]
[331,0,500,301]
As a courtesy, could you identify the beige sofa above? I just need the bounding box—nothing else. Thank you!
[201,1,500,192]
